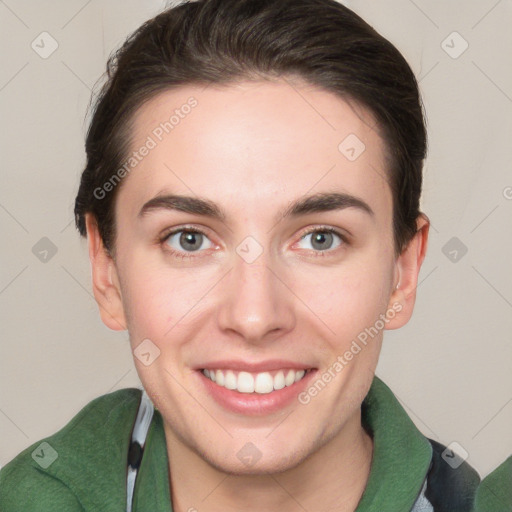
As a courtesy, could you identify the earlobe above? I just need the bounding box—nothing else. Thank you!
[385,214,430,330]
[85,213,127,331]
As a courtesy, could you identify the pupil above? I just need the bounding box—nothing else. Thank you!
[312,231,332,250]
[181,232,201,251]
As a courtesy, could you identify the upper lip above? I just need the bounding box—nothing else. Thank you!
[196,360,315,372]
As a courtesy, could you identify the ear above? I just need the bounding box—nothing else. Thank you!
[385,214,430,330]
[85,213,127,331]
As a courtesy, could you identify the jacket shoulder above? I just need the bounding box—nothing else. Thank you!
[0,388,142,511]
[474,455,512,512]
[0,461,84,511]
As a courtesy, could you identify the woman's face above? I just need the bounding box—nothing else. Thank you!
[96,78,410,474]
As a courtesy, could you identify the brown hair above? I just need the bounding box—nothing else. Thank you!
[74,0,427,255]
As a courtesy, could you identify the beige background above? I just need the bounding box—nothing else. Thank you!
[1,0,511,478]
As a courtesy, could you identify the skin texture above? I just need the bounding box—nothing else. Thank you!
[85,77,429,512]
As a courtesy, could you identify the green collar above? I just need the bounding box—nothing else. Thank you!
[355,376,432,511]
[134,375,432,511]
[30,376,431,510]
[133,407,172,511]
[32,389,140,510]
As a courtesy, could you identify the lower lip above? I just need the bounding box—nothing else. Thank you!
[197,369,317,415]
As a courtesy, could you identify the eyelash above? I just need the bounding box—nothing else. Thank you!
[159,225,347,260]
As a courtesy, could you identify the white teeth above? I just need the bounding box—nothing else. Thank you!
[273,370,285,390]
[202,368,309,393]
[284,370,296,386]
[237,371,254,393]
[254,372,274,394]
[224,370,237,390]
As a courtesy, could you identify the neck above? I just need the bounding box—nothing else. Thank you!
[164,409,373,512]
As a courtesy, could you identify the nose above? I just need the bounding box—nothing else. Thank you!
[216,251,296,345]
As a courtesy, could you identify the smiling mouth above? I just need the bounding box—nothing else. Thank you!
[201,368,313,394]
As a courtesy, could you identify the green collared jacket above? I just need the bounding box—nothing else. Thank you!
[0,376,480,511]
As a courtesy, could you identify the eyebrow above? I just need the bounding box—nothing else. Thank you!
[138,191,374,223]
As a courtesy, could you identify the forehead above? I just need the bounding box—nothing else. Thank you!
[118,78,391,224]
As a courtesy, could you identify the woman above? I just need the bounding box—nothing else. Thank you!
[0,0,480,510]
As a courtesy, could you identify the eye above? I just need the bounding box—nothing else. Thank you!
[162,227,214,258]
[296,227,345,253]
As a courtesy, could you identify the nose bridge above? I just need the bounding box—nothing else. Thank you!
[217,245,295,342]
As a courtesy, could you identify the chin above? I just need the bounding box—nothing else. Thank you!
[200,443,310,476]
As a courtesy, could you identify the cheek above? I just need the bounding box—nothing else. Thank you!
[117,253,215,343]
[122,274,178,340]
[298,254,394,342]
[115,247,170,338]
